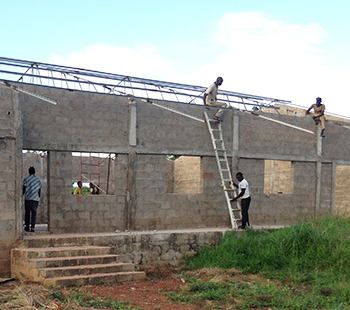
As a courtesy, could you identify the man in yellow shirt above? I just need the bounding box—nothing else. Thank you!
[306,97,326,137]
[74,181,82,195]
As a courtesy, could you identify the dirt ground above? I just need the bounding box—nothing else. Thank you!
[0,274,201,310]
[86,278,200,310]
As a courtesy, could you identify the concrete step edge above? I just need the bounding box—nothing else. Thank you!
[28,254,120,262]
[33,263,136,281]
[43,271,146,287]
[37,262,133,271]
[12,246,112,252]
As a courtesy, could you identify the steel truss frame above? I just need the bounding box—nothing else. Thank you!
[0,56,291,110]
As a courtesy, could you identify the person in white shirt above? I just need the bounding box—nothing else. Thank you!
[231,172,251,229]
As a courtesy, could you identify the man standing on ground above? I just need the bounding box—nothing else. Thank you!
[203,77,227,122]
[305,97,326,137]
[23,166,42,232]
[231,172,251,229]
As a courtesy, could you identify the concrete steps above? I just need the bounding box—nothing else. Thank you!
[11,244,145,287]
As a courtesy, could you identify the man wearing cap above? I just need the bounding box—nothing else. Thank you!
[203,77,227,122]
[23,166,42,232]
[306,97,326,137]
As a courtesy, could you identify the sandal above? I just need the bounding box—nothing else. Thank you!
[213,116,223,122]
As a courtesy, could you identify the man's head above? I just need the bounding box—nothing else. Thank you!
[77,181,82,188]
[215,77,223,86]
[316,97,322,104]
[236,172,244,182]
[28,166,35,175]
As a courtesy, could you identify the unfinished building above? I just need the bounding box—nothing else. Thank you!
[1,57,350,281]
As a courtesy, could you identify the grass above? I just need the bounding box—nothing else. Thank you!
[50,288,142,309]
[172,216,350,309]
[0,285,142,310]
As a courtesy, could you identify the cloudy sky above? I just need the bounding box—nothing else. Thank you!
[1,0,350,116]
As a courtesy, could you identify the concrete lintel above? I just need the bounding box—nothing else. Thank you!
[237,151,318,163]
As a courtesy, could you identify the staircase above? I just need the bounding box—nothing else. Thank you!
[11,240,145,287]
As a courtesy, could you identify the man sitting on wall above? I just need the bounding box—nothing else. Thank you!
[203,77,227,122]
[305,97,326,137]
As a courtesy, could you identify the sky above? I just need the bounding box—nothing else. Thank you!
[1,0,350,117]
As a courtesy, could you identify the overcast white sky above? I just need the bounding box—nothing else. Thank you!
[1,0,350,116]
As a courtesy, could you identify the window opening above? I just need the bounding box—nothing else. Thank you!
[264,160,294,195]
[335,165,350,216]
[72,152,116,195]
[166,156,202,194]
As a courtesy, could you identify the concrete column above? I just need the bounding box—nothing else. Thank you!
[126,151,137,230]
[232,113,239,172]
[13,90,23,238]
[314,126,322,217]
[129,99,137,146]
[315,161,322,217]
[331,162,336,214]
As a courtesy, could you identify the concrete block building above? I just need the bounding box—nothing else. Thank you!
[1,58,350,276]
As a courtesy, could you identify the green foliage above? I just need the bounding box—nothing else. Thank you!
[183,216,350,309]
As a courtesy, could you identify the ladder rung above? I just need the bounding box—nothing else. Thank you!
[231,209,241,211]
[221,169,229,172]
[223,179,231,182]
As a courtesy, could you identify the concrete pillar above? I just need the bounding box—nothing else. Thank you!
[126,151,137,230]
[315,126,322,217]
[331,162,336,214]
[129,99,137,146]
[232,113,239,172]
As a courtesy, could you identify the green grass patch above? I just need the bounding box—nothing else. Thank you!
[182,216,350,309]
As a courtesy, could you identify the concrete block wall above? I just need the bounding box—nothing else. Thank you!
[15,84,350,232]
[236,159,319,226]
[0,86,22,276]
[48,151,125,233]
[319,163,333,216]
[1,83,350,256]
[20,86,129,152]
[238,113,316,157]
[134,155,230,230]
